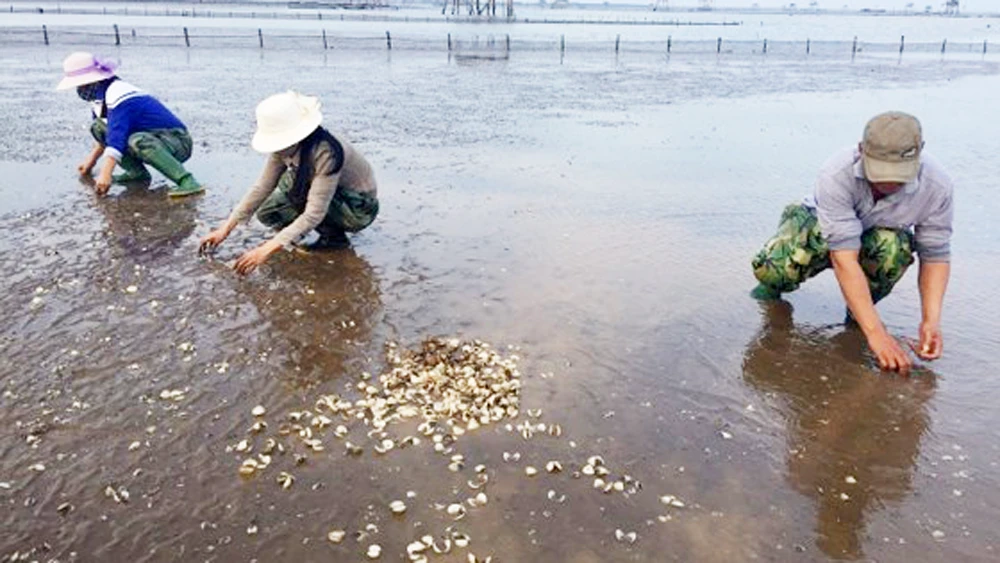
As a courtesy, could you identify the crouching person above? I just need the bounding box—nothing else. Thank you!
[199,91,379,274]
[750,112,953,374]
[57,52,204,197]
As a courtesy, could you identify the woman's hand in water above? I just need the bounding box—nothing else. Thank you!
[199,223,235,255]
[94,168,113,196]
[233,240,282,276]
[77,159,95,176]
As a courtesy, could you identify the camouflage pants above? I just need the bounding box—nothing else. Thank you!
[90,120,193,168]
[752,204,914,303]
[256,169,379,235]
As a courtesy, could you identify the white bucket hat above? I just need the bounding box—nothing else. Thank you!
[251,91,323,154]
[56,52,117,90]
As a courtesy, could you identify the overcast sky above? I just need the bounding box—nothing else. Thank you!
[666,0,987,11]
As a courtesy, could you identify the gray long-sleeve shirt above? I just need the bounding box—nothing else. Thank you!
[227,135,377,247]
[803,147,954,262]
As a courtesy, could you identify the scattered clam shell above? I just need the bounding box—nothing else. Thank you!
[524,466,538,477]
[247,524,258,535]
[276,472,294,490]
[251,405,266,417]
[407,540,428,556]
[374,439,394,454]
[366,544,382,559]
[547,489,567,503]
[432,537,452,554]
[328,529,346,543]
[502,451,521,462]
[446,503,467,520]
[545,461,563,473]
[389,500,407,514]
[239,458,259,476]
[659,495,685,508]
[614,529,638,544]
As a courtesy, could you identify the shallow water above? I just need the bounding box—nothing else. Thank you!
[0,42,999,562]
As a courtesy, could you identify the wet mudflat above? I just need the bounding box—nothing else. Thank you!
[1,43,999,562]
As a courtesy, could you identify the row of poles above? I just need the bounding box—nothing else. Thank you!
[37,25,991,55]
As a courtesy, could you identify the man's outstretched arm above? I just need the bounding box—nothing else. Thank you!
[831,249,912,373]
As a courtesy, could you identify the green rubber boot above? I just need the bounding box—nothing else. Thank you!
[750,283,782,301]
[132,135,205,198]
[113,153,152,184]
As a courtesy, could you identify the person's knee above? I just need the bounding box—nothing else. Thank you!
[869,228,914,265]
[127,132,159,156]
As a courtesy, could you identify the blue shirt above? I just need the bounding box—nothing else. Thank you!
[99,81,186,160]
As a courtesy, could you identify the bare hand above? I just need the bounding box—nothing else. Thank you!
[910,322,943,361]
[95,169,113,196]
[867,330,912,375]
[199,228,230,255]
[77,160,95,176]
[233,243,279,276]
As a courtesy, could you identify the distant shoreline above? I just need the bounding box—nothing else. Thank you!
[11,0,1000,17]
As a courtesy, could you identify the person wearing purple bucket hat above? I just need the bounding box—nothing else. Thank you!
[57,51,204,198]
[750,112,954,375]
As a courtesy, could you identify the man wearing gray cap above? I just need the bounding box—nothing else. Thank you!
[750,112,953,374]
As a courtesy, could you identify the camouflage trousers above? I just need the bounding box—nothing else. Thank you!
[256,169,379,236]
[90,119,193,169]
[752,204,914,303]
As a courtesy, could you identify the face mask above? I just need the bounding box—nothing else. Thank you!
[76,83,102,102]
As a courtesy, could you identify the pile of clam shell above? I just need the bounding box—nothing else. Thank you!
[228,337,688,560]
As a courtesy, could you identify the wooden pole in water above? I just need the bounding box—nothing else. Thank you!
[386,31,391,50]
[851,36,857,59]
[322,29,327,49]
[717,37,721,54]
[667,35,671,53]
[806,38,810,54]
[560,34,565,54]
[506,33,510,53]
[899,35,905,54]
[42,24,48,45]
[615,34,620,54]
[114,24,120,46]
[762,38,767,54]
[984,40,988,54]
[183,27,190,47]
[258,28,263,48]
[941,39,946,53]
[447,32,452,51]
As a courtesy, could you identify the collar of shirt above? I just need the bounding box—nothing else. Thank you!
[282,149,301,170]
[851,151,922,200]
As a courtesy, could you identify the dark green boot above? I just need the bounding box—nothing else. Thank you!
[136,141,205,198]
[113,153,152,184]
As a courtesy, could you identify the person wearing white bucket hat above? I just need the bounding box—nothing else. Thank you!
[750,111,954,374]
[57,51,204,198]
[199,91,379,274]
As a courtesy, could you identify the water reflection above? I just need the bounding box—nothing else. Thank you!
[241,248,384,389]
[742,302,935,560]
[85,178,199,263]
